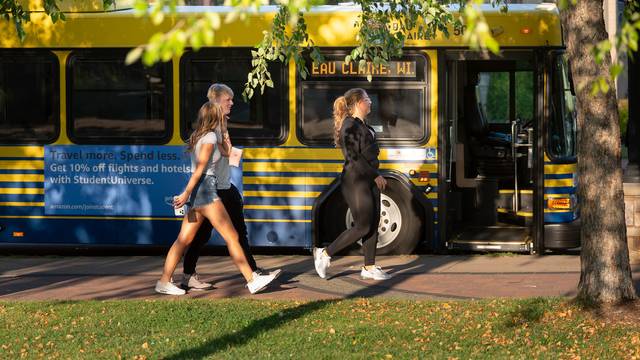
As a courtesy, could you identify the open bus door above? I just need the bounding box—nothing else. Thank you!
[441,50,542,252]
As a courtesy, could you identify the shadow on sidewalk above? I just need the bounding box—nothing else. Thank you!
[0,257,163,298]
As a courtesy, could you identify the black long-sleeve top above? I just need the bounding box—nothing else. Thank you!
[339,116,380,181]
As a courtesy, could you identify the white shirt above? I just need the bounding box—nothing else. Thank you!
[191,132,221,175]
[214,128,232,190]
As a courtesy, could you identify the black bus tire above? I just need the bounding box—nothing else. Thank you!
[319,178,422,255]
[365,179,422,255]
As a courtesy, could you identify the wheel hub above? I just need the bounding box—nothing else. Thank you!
[345,193,402,248]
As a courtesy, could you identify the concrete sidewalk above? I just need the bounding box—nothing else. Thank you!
[1,255,638,301]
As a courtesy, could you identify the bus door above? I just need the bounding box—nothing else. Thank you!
[541,51,580,251]
[442,50,538,252]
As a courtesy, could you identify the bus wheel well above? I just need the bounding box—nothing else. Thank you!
[312,172,432,255]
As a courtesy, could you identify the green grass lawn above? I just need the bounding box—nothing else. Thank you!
[1,298,639,359]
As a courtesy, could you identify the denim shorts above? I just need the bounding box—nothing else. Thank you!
[188,174,219,209]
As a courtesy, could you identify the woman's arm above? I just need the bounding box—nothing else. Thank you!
[173,142,215,208]
[218,131,232,157]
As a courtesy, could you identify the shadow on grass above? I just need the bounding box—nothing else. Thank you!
[165,255,446,358]
[163,299,335,360]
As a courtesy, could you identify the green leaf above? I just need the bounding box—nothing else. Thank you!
[610,63,623,78]
[142,48,159,67]
[590,81,600,96]
[125,47,144,65]
[151,10,165,25]
[358,59,366,70]
[191,32,203,50]
[245,87,254,100]
[558,0,569,10]
[485,36,500,54]
[133,0,149,15]
[599,77,610,93]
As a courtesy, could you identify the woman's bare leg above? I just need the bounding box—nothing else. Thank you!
[198,200,254,282]
[160,212,204,283]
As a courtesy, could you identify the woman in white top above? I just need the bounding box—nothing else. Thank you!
[155,101,278,295]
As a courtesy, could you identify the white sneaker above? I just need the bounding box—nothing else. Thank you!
[255,267,282,280]
[360,265,391,280]
[155,280,186,295]
[247,271,277,294]
[181,273,213,291]
[313,247,331,279]
[267,268,282,280]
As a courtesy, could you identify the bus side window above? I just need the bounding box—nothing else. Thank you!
[67,50,172,144]
[180,48,287,145]
[298,53,429,145]
[0,50,59,144]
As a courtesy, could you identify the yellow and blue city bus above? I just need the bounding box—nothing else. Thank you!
[0,1,578,253]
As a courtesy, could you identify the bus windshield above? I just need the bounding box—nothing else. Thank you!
[548,53,577,160]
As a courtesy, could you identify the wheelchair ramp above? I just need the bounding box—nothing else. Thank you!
[448,226,531,252]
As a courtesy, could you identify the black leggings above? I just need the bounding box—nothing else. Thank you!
[183,184,257,274]
[326,174,380,266]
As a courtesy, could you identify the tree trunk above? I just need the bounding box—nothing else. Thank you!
[561,0,637,303]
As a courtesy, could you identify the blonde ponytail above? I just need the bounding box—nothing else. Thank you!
[333,96,348,147]
[333,88,368,147]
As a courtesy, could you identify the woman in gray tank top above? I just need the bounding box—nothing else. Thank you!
[155,101,278,295]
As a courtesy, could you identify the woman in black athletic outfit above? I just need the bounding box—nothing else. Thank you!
[313,88,391,281]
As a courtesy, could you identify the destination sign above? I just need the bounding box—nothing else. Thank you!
[310,60,417,78]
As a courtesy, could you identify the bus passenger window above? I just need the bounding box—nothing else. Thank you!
[180,49,287,145]
[298,53,429,145]
[0,50,59,144]
[67,50,172,144]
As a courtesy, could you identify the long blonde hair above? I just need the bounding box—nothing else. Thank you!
[188,101,224,152]
[333,88,368,147]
